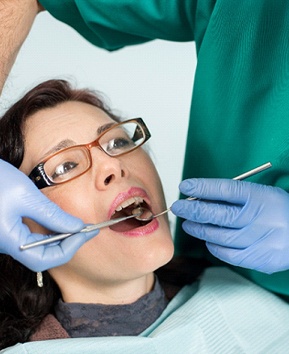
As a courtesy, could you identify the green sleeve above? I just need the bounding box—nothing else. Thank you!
[39,0,198,50]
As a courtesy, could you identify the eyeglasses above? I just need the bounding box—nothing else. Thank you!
[28,118,151,189]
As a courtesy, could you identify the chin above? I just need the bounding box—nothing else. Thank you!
[140,240,175,274]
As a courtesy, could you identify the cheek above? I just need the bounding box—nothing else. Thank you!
[137,153,166,205]
[22,217,50,234]
[43,184,94,222]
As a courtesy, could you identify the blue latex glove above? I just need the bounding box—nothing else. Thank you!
[171,178,289,274]
[0,160,99,272]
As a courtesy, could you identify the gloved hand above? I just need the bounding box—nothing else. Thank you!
[0,160,99,272]
[171,178,289,274]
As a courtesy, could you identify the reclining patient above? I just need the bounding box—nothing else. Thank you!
[1,79,289,353]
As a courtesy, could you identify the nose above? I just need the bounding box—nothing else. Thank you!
[91,148,128,190]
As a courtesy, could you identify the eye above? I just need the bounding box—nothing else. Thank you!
[51,161,79,180]
[106,137,134,153]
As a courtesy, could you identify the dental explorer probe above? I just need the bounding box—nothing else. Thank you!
[134,161,272,221]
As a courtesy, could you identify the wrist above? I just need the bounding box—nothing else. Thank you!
[37,1,45,12]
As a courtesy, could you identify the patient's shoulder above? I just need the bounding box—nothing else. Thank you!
[29,313,70,341]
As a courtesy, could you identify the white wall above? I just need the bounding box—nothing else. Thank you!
[1,12,196,230]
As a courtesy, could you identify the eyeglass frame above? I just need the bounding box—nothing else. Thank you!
[28,117,151,189]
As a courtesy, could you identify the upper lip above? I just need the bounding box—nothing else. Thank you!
[108,187,150,218]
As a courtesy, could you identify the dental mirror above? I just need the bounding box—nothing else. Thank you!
[20,208,143,250]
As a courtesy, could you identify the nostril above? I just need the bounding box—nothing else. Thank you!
[103,169,125,186]
[104,175,113,185]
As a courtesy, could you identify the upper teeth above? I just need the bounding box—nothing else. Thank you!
[114,197,144,213]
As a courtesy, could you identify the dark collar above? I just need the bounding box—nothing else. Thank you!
[54,276,168,337]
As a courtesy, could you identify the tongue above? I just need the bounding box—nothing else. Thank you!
[110,207,149,232]
[110,217,144,232]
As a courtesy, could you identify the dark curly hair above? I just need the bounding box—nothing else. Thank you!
[0,79,120,349]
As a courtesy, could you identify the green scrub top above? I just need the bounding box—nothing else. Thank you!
[39,0,289,296]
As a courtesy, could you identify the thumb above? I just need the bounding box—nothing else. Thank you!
[23,193,84,233]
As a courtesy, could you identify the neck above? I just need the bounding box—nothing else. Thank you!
[53,272,155,305]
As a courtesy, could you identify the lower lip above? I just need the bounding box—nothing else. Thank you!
[121,218,159,237]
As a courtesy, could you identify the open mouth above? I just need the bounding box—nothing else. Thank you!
[110,197,152,232]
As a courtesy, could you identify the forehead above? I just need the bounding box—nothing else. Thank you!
[24,101,115,142]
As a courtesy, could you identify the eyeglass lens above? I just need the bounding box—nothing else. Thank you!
[44,121,145,184]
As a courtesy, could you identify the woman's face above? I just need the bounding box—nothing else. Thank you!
[20,101,174,301]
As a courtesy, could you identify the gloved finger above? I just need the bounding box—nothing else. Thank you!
[178,178,260,204]
[205,242,276,274]
[171,199,243,227]
[18,192,84,233]
[182,220,256,248]
[17,229,99,272]
[3,222,36,256]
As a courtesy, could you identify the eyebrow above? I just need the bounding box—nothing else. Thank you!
[97,122,115,135]
[42,122,116,159]
[43,139,76,158]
